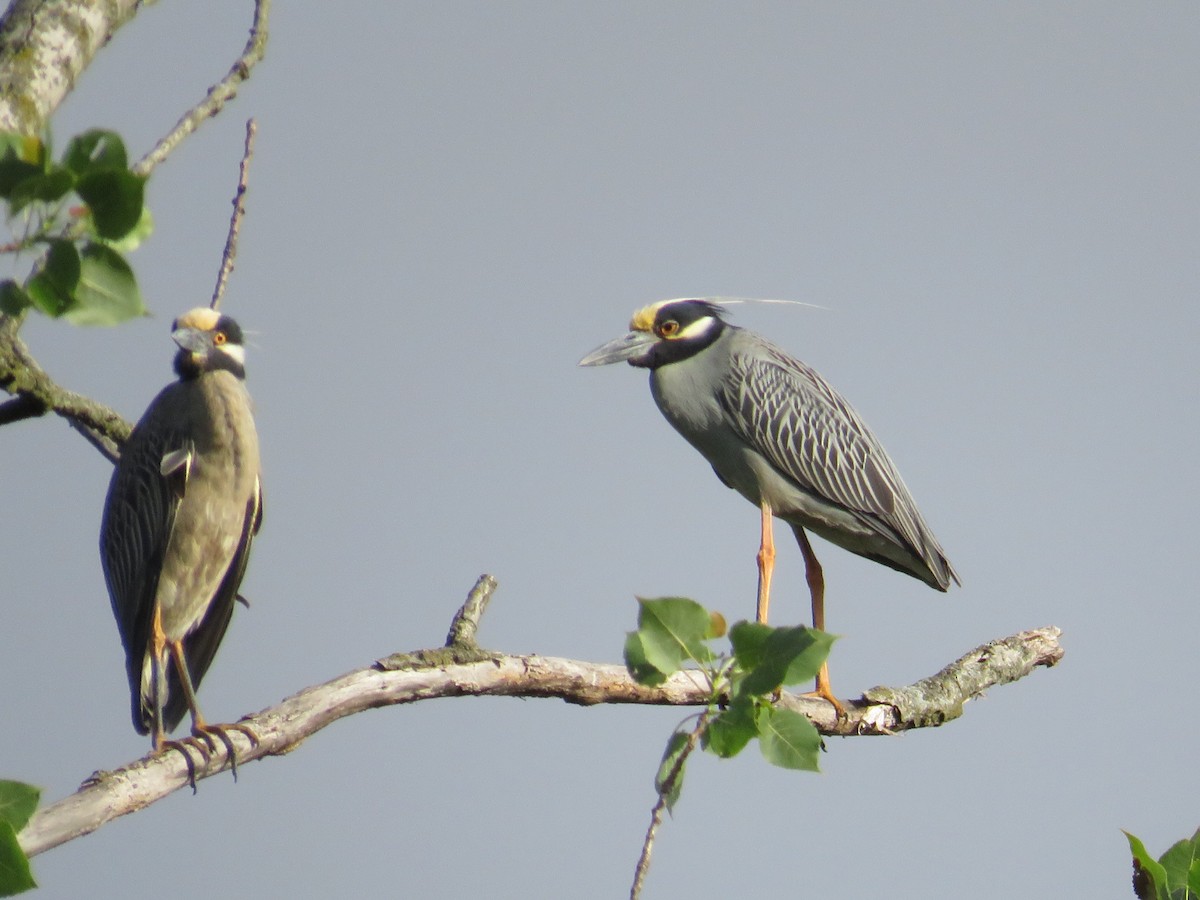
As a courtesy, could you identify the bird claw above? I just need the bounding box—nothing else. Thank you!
[158,738,204,793]
[158,722,259,790]
[800,688,848,723]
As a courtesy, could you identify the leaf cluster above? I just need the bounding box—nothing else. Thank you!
[0,780,39,896]
[1127,828,1200,900]
[625,596,836,792]
[0,130,149,325]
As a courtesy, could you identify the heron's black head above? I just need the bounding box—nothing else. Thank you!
[578,298,728,370]
[171,307,247,380]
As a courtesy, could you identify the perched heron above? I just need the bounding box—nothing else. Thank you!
[580,298,957,713]
[100,307,262,763]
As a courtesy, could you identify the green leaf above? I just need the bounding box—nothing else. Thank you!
[62,129,127,175]
[0,783,38,897]
[0,821,35,896]
[64,243,146,326]
[1160,829,1200,899]
[654,730,690,813]
[633,596,714,677]
[0,782,39,832]
[1125,831,1169,900]
[102,205,154,253]
[756,706,822,771]
[25,239,81,317]
[0,134,45,198]
[703,697,756,758]
[623,631,667,687]
[738,624,835,695]
[75,169,145,240]
[729,620,772,669]
[7,167,75,212]
[0,281,31,316]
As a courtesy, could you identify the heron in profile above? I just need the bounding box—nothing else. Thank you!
[580,299,957,713]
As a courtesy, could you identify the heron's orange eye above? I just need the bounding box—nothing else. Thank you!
[213,331,227,346]
[659,320,680,337]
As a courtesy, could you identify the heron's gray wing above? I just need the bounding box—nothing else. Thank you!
[720,340,931,557]
[99,387,188,733]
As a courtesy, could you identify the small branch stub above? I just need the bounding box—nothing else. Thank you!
[445,574,498,649]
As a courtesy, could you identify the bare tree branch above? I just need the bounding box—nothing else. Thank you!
[133,0,269,178]
[631,711,711,900]
[17,574,1063,859]
[0,311,132,447]
[0,0,142,133]
[0,391,42,423]
[211,118,257,310]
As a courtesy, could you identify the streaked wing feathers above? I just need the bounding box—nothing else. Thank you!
[721,340,929,557]
[99,402,189,733]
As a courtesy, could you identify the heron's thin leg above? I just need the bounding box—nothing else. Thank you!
[149,604,168,752]
[756,501,775,624]
[166,639,256,781]
[793,526,845,718]
[168,639,208,733]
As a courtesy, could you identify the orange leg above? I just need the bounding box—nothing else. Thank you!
[148,605,169,752]
[756,501,775,624]
[794,526,846,718]
[167,638,258,782]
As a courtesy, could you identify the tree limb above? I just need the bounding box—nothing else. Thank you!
[132,0,269,178]
[0,311,132,447]
[17,575,1063,859]
[0,0,142,133]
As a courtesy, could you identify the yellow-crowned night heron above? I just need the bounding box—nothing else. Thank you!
[100,307,262,761]
[580,298,957,713]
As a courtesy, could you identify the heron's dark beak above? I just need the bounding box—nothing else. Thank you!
[171,327,212,355]
[578,330,658,367]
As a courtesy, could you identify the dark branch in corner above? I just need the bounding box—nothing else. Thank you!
[17,575,1064,859]
[0,313,132,450]
[0,393,44,424]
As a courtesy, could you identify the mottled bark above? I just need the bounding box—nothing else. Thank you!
[18,575,1064,858]
[0,0,142,133]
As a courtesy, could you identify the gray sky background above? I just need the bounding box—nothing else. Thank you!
[2,4,1197,898]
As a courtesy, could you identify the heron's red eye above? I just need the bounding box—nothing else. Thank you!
[213,331,227,346]
[660,320,680,337]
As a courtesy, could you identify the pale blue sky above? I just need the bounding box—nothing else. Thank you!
[2,4,1197,897]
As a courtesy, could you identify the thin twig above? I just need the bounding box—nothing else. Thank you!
[630,712,713,900]
[211,119,257,310]
[132,0,270,178]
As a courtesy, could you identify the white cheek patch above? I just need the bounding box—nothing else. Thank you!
[677,315,717,341]
[220,343,246,367]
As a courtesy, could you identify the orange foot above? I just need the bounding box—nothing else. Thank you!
[803,663,847,721]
